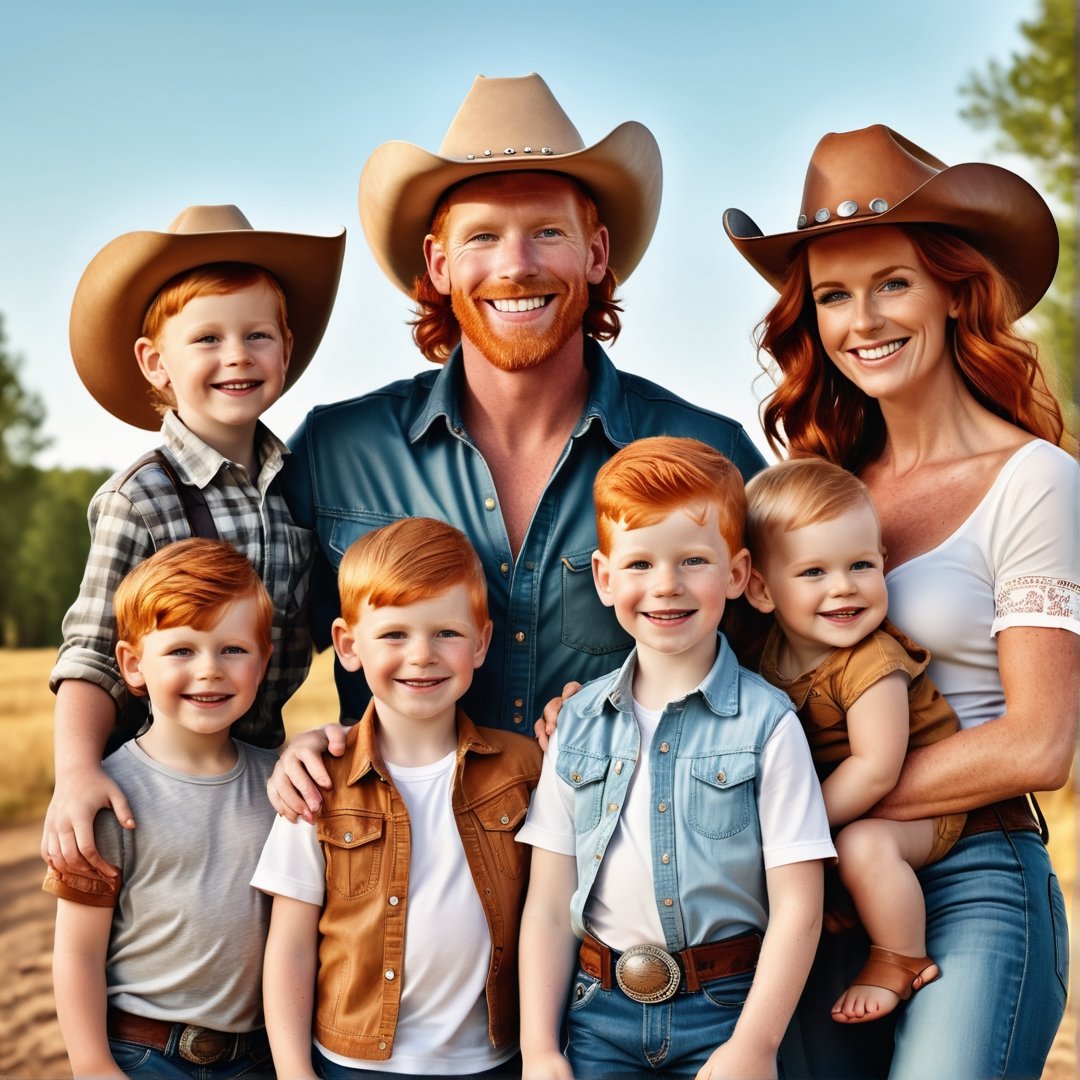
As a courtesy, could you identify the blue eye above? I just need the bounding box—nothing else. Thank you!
[798,567,825,578]
[814,290,848,306]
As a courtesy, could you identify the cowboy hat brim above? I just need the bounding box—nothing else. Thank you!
[725,162,1058,316]
[359,120,662,294]
[71,226,345,430]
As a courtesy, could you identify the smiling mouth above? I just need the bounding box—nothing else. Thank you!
[642,610,695,623]
[488,296,550,313]
[819,608,864,621]
[398,677,449,688]
[214,380,262,392]
[854,339,907,361]
[183,693,232,704]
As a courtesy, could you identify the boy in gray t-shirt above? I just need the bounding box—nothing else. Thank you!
[45,538,279,1078]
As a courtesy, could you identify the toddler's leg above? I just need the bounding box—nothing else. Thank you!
[831,817,939,1023]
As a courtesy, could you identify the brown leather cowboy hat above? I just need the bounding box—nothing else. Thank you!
[70,204,346,430]
[359,73,662,294]
[724,124,1058,316]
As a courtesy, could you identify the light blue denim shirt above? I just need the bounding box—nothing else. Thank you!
[554,635,797,951]
[283,341,766,732]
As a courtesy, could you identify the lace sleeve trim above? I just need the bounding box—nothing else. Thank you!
[995,575,1080,625]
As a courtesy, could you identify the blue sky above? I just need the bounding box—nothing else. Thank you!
[1,0,1039,469]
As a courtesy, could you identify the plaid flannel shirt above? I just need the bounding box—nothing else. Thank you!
[51,410,312,749]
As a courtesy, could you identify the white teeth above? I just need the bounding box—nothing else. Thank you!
[647,612,690,621]
[855,340,904,360]
[217,381,257,390]
[491,296,548,312]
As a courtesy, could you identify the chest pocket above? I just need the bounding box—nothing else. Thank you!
[318,812,384,899]
[687,751,757,840]
[328,513,403,563]
[556,748,611,835]
[560,551,634,656]
[474,783,532,879]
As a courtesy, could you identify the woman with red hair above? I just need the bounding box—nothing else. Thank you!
[725,126,1078,1079]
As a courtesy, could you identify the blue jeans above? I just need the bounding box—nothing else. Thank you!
[565,966,758,1078]
[790,828,1068,1079]
[108,1037,272,1079]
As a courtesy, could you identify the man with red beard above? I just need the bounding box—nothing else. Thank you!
[271,74,765,814]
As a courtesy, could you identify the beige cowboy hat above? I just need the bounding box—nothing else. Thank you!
[359,73,662,293]
[724,124,1058,316]
[70,204,346,430]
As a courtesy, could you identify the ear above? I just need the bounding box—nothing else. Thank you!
[260,644,273,681]
[424,234,452,296]
[591,550,615,607]
[331,617,363,672]
[947,290,962,320]
[586,224,610,286]
[473,619,493,669]
[134,337,171,389]
[281,330,295,374]
[726,547,752,599]
[116,640,148,695]
[744,568,776,614]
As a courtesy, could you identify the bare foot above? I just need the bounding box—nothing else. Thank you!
[831,956,940,1024]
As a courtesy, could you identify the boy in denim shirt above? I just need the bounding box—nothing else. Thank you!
[518,436,834,1079]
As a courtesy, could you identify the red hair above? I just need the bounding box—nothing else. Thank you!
[141,263,292,417]
[593,437,746,558]
[757,225,1068,470]
[114,538,273,694]
[409,183,623,364]
[337,517,489,631]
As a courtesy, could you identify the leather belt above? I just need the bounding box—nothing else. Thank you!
[959,796,1043,841]
[107,1006,268,1066]
[580,931,761,1004]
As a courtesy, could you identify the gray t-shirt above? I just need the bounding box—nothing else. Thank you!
[93,739,277,1031]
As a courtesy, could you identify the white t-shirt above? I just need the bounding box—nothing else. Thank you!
[253,750,514,1075]
[518,703,833,951]
[887,440,1080,729]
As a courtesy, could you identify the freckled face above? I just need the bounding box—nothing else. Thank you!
[808,226,960,403]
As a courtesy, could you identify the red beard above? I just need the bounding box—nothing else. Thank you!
[451,276,590,371]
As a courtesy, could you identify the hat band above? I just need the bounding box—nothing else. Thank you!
[797,197,891,229]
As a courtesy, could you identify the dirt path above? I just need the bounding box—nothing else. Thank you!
[0,821,70,1079]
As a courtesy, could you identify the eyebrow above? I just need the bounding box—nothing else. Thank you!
[811,263,917,291]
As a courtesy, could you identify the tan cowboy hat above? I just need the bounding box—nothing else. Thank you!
[724,124,1058,316]
[359,73,662,293]
[70,204,346,430]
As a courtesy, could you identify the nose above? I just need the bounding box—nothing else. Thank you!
[852,292,885,335]
[829,571,857,596]
[651,565,683,597]
[498,233,540,281]
[196,653,224,680]
[223,337,253,366]
[408,638,437,666]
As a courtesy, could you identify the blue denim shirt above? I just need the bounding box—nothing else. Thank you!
[283,341,765,732]
[555,636,795,950]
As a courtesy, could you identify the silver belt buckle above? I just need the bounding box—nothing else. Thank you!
[614,943,681,1003]
[178,1025,227,1065]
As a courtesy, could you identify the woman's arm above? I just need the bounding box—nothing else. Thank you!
[873,626,1079,819]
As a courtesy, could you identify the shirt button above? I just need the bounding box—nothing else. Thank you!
[514,631,526,643]
[613,760,623,774]
[378,1041,387,1050]
[659,743,670,753]
[388,896,399,906]
[661,853,670,864]
[716,770,726,783]
[663,898,673,907]
[484,497,496,511]
[513,714,525,726]
[570,772,583,783]
[657,802,668,813]
[500,815,510,824]
[500,562,510,574]
[515,698,524,708]
[343,832,353,843]
[384,969,395,981]
[607,803,619,812]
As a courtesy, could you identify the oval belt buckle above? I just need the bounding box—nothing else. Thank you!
[615,943,681,1004]
[178,1025,226,1065]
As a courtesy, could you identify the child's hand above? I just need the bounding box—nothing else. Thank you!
[41,764,133,878]
[532,681,582,751]
[522,1049,576,1080]
[696,1037,777,1079]
[267,724,347,821]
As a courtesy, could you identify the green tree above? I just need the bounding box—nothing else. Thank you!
[0,316,49,644]
[960,0,1077,423]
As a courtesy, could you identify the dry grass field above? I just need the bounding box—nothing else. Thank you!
[0,647,1074,1078]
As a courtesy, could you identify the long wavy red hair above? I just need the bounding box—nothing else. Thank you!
[757,225,1067,470]
[409,185,623,364]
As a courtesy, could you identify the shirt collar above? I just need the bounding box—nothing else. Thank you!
[160,410,288,488]
[346,700,502,785]
[407,339,635,448]
[592,633,744,719]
